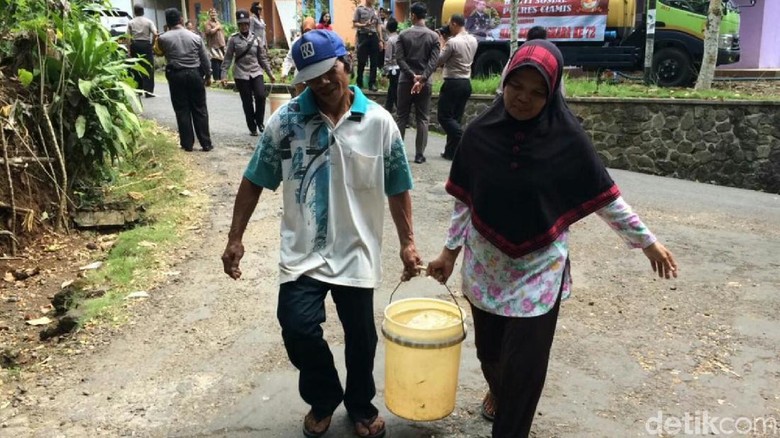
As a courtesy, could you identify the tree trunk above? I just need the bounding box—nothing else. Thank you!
[509,0,519,54]
[694,0,722,90]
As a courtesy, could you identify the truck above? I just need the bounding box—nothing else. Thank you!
[439,0,741,87]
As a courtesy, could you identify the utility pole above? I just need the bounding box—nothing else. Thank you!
[230,0,237,26]
[643,0,657,84]
[180,0,187,20]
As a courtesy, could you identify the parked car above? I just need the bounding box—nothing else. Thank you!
[84,5,131,37]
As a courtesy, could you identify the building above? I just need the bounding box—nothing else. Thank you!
[723,0,779,69]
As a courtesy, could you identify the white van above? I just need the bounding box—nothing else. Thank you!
[84,5,131,37]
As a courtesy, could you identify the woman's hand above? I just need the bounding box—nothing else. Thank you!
[427,247,460,284]
[642,242,678,279]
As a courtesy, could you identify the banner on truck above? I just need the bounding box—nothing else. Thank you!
[464,0,610,42]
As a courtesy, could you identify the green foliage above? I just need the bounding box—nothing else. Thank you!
[0,0,145,188]
[17,68,33,87]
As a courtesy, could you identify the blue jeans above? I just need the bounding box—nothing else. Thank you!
[277,275,379,421]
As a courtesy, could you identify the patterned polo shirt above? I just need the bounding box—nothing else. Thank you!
[244,86,413,288]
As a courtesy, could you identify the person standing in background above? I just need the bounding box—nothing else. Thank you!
[382,18,400,113]
[378,8,389,69]
[222,9,276,136]
[352,0,383,91]
[395,2,440,164]
[249,2,267,48]
[436,14,477,160]
[127,4,158,97]
[281,17,316,97]
[157,8,214,152]
[317,12,333,31]
[204,8,227,81]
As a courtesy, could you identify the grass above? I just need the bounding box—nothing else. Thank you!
[75,120,206,324]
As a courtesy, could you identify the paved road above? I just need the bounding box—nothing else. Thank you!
[7,83,779,437]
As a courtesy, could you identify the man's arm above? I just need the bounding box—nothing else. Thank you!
[437,39,453,68]
[395,34,414,77]
[222,178,264,279]
[422,34,441,80]
[388,191,421,280]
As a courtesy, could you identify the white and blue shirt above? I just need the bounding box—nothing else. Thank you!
[244,86,413,288]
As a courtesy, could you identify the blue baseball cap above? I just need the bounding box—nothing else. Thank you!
[291,30,348,85]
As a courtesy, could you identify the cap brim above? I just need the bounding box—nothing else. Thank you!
[291,57,337,85]
[237,19,250,24]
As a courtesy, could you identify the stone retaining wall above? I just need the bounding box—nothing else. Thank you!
[364,92,780,194]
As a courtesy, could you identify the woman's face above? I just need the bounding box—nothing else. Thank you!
[209,10,217,19]
[324,13,330,22]
[502,67,549,121]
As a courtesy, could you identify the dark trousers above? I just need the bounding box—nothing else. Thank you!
[396,80,432,156]
[210,59,223,81]
[384,72,398,113]
[438,78,472,158]
[130,40,154,94]
[166,68,212,150]
[471,288,563,438]
[356,33,379,88]
[235,75,267,134]
[277,275,379,422]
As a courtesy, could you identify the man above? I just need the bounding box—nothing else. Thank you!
[353,0,383,91]
[437,14,477,160]
[382,18,400,113]
[127,4,157,97]
[396,2,440,164]
[221,29,420,438]
[157,8,214,152]
[466,0,492,36]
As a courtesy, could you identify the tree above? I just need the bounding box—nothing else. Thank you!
[694,0,722,90]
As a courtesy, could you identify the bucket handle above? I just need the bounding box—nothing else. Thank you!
[388,267,467,340]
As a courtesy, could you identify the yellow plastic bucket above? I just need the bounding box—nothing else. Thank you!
[382,297,466,421]
[268,93,290,114]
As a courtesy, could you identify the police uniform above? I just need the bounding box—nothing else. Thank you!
[158,11,213,151]
[222,9,276,135]
[127,13,157,96]
[466,10,492,36]
[353,4,381,90]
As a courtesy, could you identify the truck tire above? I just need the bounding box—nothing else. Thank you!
[473,49,508,78]
[652,47,695,87]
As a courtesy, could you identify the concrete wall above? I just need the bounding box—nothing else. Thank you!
[365,92,780,193]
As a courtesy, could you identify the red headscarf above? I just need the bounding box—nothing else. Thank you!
[445,40,619,258]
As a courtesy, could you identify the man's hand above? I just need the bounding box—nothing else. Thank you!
[379,41,384,50]
[400,242,422,281]
[642,241,678,279]
[411,80,424,94]
[269,75,276,83]
[205,77,213,86]
[222,240,245,279]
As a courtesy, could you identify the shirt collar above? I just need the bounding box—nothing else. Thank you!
[297,85,368,118]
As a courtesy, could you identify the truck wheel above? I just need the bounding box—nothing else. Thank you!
[473,49,508,78]
[652,47,695,87]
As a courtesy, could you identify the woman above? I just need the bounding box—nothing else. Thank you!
[221,9,276,136]
[204,9,227,81]
[427,40,678,438]
[249,2,267,48]
[316,12,332,30]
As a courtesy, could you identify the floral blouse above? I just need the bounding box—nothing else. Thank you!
[445,196,656,317]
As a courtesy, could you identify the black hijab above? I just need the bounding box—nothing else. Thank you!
[446,40,620,258]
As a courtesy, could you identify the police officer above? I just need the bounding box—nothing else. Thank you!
[221,9,276,136]
[127,4,158,97]
[353,0,383,91]
[466,0,493,36]
[157,8,214,152]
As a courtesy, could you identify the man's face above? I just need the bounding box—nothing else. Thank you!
[209,10,217,19]
[476,1,485,12]
[305,60,351,102]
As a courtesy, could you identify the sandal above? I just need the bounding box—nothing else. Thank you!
[481,391,497,422]
[302,410,332,438]
[353,414,386,438]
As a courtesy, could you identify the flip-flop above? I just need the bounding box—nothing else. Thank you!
[302,411,332,438]
[481,392,496,422]
[353,414,386,438]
